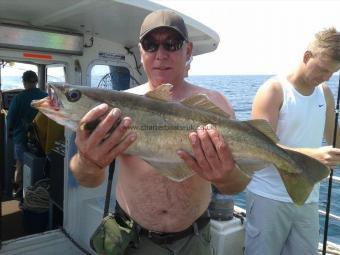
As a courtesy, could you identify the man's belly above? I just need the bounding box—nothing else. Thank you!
[116,157,211,232]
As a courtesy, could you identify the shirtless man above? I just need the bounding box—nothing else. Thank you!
[70,9,249,254]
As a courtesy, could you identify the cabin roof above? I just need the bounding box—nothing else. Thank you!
[0,0,219,56]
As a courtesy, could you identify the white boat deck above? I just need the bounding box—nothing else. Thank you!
[0,230,88,255]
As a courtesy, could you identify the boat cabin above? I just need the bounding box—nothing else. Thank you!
[0,0,226,254]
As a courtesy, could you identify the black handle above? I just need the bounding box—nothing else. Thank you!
[103,159,116,218]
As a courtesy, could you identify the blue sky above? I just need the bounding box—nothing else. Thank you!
[154,0,340,75]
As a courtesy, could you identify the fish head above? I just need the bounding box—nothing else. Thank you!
[31,83,100,131]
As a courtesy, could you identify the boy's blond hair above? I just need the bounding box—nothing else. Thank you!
[308,27,340,62]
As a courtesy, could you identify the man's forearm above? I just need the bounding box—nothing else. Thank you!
[70,152,106,187]
[213,166,251,195]
[278,144,340,168]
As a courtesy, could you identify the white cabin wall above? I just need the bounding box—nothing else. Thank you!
[61,36,147,253]
[74,36,146,87]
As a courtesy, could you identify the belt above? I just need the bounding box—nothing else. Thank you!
[115,202,210,245]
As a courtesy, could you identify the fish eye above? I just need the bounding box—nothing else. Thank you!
[66,89,81,102]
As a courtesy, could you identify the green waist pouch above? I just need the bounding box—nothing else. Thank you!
[90,213,137,255]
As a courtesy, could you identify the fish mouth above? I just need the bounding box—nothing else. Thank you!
[31,97,61,113]
[31,93,68,122]
[31,97,50,109]
[31,84,64,112]
[47,85,63,111]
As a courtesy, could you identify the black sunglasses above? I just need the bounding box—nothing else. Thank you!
[140,37,185,52]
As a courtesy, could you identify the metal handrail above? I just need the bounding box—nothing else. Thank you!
[320,175,340,223]
[319,210,340,221]
[327,176,340,183]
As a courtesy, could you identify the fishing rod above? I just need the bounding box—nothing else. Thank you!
[322,74,340,255]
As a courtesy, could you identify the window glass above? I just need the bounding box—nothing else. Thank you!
[47,65,66,83]
[0,62,38,91]
[90,64,135,91]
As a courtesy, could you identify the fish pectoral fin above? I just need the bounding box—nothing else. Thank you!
[180,94,230,119]
[145,83,173,101]
[235,159,271,177]
[143,159,195,182]
[244,119,279,143]
[277,148,330,205]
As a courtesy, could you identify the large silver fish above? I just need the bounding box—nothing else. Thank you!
[31,83,330,205]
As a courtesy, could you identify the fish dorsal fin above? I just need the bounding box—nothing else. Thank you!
[145,83,173,101]
[180,94,230,118]
[245,119,279,143]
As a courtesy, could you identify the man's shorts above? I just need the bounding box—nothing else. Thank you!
[244,191,319,255]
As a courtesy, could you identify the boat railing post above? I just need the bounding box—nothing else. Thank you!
[322,74,340,255]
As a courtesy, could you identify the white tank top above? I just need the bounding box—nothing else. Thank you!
[247,75,326,203]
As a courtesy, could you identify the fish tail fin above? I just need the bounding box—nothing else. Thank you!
[276,148,330,206]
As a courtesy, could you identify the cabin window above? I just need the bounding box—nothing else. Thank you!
[90,64,132,91]
[46,65,66,83]
[0,62,38,91]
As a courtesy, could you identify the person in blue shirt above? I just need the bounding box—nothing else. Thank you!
[7,70,47,197]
